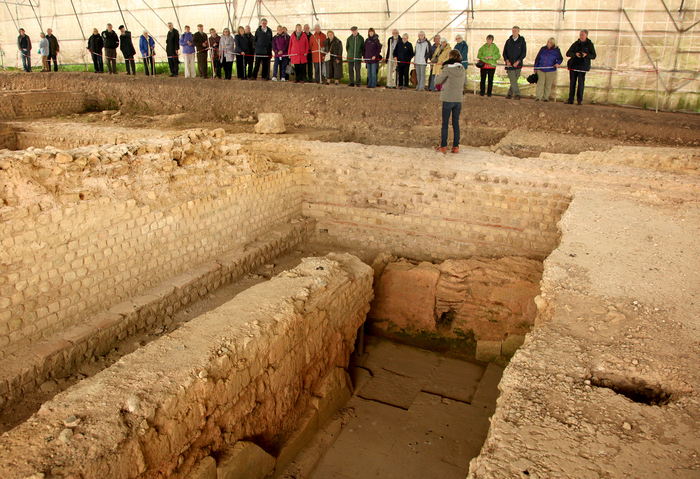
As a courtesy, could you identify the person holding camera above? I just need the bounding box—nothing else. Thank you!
[566,29,596,105]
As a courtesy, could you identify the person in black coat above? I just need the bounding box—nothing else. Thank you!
[87,28,104,73]
[252,18,273,80]
[502,26,527,99]
[17,28,32,72]
[166,22,180,76]
[102,24,119,74]
[395,34,414,90]
[244,25,255,78]
[566,29,597,105]
[118,25,136,75]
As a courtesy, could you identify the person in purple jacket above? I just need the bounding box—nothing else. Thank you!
[363,27,382,88]
[272,25,290,81]
[533,37,563,102]
[179,25,196,78]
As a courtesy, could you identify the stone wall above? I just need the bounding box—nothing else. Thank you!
[297,142,571,261]
[0,129,303,357]
[0,91,86,119]
[0,253,374,479]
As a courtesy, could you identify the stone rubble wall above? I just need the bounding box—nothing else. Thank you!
[0,253,374,479]
[297,142,571,261]
[0,91,87,119]
[0,129,303,358]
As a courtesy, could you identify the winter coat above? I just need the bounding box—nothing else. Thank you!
[166,28,179,55]
[193,31,208,53]
[346,33,364,63]
[288,32,309,65]
[17,34,31,51]
[39,38,49,56]
[119,31,136,58]
[47,34,59,54]
[503,35,526,69]
[254,26,273,55]
[431,43,451,75]
[566,38,596,72]
[219,34,235,62]
[87,34,103,53]
[455,40,469,69]
[324,36,342,64]
[139,35,155,58]
[477,43,500,68]
[179,32,195,55]
[244,33,254,54]
[395,40,414,64]
[435,61,466,103]
[385,36,401,61]
[310,32,327,63]
[208,34,220,58]
[102,29,119,49]
[534,45,563,73]
[273,33,289,57]
[363,35,382,64]
[234,34,248,55]
[414,38,431,65]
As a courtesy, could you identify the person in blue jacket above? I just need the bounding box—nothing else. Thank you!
[533,37,562,101]
[454,34,469,89]
[139,30,156,75]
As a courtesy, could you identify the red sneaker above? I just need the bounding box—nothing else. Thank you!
[451,147,459,154]
[436,147,447,154]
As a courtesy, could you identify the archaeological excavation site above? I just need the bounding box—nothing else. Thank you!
[1,4,700,475]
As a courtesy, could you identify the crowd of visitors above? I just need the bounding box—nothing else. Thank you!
[15,22,596,104]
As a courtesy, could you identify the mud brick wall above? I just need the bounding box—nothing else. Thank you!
[300,146,572,261]
[0,253,374,479]
[0,91,86,119]
[0,123,16,150]
[0,136,304,357]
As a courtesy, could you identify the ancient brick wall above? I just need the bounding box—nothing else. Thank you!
[0,253,374,479]
[0,130,303,359]
[0,91,86,119]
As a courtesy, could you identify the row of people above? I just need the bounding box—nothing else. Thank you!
[17,23,596,103]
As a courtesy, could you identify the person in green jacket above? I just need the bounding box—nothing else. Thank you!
[477,35,501,97]
[346,26,364,87]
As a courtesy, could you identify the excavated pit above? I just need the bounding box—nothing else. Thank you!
[0,79,698,479]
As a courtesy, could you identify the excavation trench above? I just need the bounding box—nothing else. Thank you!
[0,129,573,478]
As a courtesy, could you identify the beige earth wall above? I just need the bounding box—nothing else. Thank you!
[0,0,697,110]
[0,253,374,479]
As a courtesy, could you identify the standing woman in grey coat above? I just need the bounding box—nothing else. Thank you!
[435,49,466,154]
[413,31,430,91]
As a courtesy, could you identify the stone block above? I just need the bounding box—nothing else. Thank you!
[312,367,352,426]
[370,260,439,331]
[254,113,286,134]
[188,456,217,479]
[501,335,526,358]
[475,340,502,362]
[275,409,319,474]
[217,442,275,479]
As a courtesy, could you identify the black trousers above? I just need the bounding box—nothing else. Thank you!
[236,55,247,79]
[480,68,495,96]
[252,57,270,79]
[168,56,179,76]
[47,54,58,71]
[212,58,222,78]
[222,59,233,79]
[569,71,586,103]
[91,52,104,72]
[397,64,410,87]
[348,62,361,85]
[294,63,306,82]
[245,55,254,77]
[306,53,313,79]
[142,57,155,75]
[125,57,135,75]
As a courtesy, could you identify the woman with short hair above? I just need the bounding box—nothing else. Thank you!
[431,38,451,91]
[288,24,309,83]
[139,30,156,76]
[414,31,431,91]
[477,35,500,97]
[534,37,563,102]
[324,30,343,85]
[219,28,235,80]
[233,26,248,79]
[363,28,382,88]
[435,49,466,154]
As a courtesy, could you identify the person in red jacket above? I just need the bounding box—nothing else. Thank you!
[288,24,309,83]
[309,24,327,83]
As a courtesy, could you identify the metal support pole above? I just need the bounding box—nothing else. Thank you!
[435,9,469,37]
[386,0,391,18]
[141,0,170,28]
[170,0,182,31]
[257,0,261,23]
[260,0,280,27]
[240,0,248,25]
[655,70,659,113]
[68,0,88,71]
[115,0,127,30]
[223,0,232,31]
[29,0,42,32]
[310,0,319,22]
[622,9,668,92]
[3,1,19,32]
[385,0,420,32]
